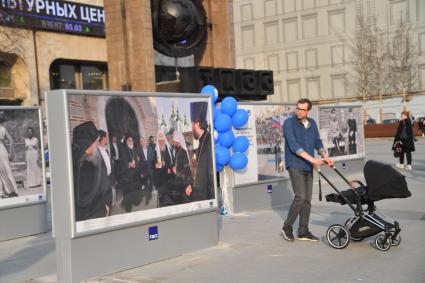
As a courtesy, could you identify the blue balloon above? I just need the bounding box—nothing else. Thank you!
[213,130,219,144]
[214,112,232,132]
[221,97,238,117]
[233,136,249,153]
[232,109,249,129]
[201,85,218,104]
[216,163,224,172]
[215,146,231,166]
[218,130,235,148]
[229,152,248,170]
[213,106,221,122]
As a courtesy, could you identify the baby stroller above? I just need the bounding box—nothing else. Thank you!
[319,160,411,251]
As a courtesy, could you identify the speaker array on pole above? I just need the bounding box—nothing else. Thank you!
[178,67,274,101]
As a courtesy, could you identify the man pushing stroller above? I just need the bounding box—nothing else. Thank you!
[280,98,334,242]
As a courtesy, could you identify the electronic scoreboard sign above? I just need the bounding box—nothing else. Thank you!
[0,0,105,37]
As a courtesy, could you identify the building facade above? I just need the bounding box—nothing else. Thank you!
[233,0,425,119]
[0,0,107,112]
[0,0,235,113]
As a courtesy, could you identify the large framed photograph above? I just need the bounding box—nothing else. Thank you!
[65,93,216,235]
[0,107,46,209]
[232,103,296,185]
[318,105,365,161]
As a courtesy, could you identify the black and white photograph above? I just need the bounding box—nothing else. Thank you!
[318,105,365,161]
[0,107,45,208]
[254,104,296,180]
[67,94,216,234]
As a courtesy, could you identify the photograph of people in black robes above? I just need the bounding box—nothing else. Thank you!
[67,94,216,230]
[72,121,112,221]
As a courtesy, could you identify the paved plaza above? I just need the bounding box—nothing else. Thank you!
[1,139,424,283]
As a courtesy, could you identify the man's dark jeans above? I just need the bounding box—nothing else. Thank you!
[284,167,313,235]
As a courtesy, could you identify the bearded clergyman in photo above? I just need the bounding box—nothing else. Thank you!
[117,135,143,212]
[185,102,214,201]
[72,121,112,221]
[154,130,175,207]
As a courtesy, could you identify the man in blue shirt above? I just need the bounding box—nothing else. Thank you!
[281,98,334,242]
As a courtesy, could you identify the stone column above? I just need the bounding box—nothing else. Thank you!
[200,0,235,68]
[104,0,156,91]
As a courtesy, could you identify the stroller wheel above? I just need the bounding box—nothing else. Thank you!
[344,219,364,242]
[375,235,391,251]
[391,234,401,246]
[326,224,350,249]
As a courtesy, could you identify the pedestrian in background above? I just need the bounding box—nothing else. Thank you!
[393,111,415,170]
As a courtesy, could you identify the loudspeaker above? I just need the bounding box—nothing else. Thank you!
[178,67,218,94]
[198,67,214,86]
[214,68,238,96]
[177,67,273,101]
[236,70,257,96]
[178,67,199,93]
[256,70,274,95]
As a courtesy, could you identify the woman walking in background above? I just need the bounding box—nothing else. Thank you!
[393,111,415,170]
[25,127,42,188]
[0,114,19,198]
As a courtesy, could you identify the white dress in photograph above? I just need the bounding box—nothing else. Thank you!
[25,137,42,188]
[0,125,18,196]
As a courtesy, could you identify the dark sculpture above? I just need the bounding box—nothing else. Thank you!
[151,0,208,58]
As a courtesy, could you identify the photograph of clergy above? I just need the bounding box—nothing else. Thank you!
[69,95,216,222]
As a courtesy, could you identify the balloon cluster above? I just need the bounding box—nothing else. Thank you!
[201,85,249,172]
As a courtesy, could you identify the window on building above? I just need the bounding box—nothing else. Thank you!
[267,54,280,72]
[302,14,318,39]
[306,77,321,99]
[305,48,318,70]
[303,0,316,10]
[273,81,282,101]
[331,74,346,98]
[287,79,301,102]
[243,57,255,69]
[283,17,298,41]
[331,45,345,66]
[419,33,425,55]
[81,65,107,90]
[418,65,425,89]
[241,3,253,21]
[286,51,299,72]
[390,0,409,25]
[0,61,12,87]
[418,0,425,20]
[50,60,108,90]
[283,0,296,13]
[318,0,329,6]
[265,0,277,17]
[265,21,279,45]
[241,25,255,48]
[328,9,345,34]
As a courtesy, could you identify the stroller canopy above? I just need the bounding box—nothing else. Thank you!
[364,160,411,201]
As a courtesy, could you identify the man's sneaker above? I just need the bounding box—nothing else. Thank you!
[298,231,319,242]
[405,165,412,170]
[395,163,405,169]
[281,226,294,242]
